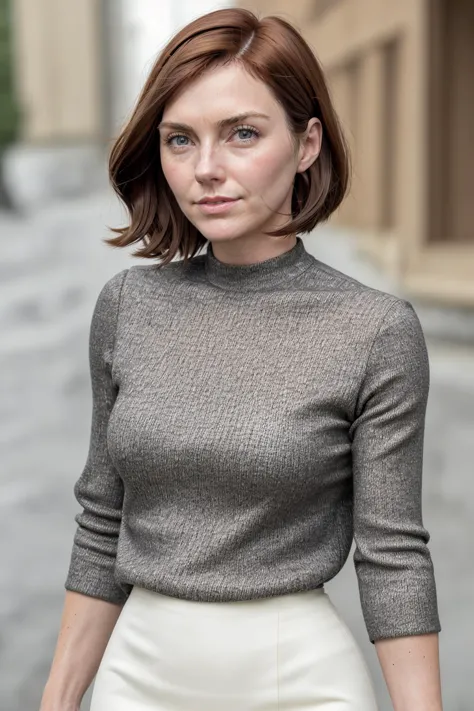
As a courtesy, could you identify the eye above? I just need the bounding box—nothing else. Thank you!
[232,125,260,143]
[162,124,260,149]
[164,133,190,148]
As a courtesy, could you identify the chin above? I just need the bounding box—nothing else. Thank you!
[198,224,248,243]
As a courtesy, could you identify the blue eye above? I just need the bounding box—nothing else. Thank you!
[233,126,260,142]
[166,134,189,147]
[163,125,260,149]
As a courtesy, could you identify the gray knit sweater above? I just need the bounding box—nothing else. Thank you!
[65,237,441,643]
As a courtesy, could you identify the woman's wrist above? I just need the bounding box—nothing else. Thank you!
[40,680,82,711]
[375,632,443,711]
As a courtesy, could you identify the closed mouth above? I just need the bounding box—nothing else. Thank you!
[197,198,239,204]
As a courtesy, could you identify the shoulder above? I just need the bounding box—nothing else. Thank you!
[94,261,177,305]
[90,263,179,360]
[374,296,425,338]
[304,256,418,326]
[368,296,428,367]
[117,261,186,296]
[301,258,429,364]
[91,262,188,334]
[90,269,129,350]
[95,268,129,311]
[360,296,429,396]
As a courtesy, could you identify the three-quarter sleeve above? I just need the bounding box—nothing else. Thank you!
[349,298,441,643]
[65,268,129,605]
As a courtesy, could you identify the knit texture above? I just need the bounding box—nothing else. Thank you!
[65,237,441,642]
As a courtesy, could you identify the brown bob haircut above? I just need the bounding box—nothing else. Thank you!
[107,8,350,267]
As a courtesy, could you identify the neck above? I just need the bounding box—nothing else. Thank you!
[203,236,314,292]
[209,235,298,267]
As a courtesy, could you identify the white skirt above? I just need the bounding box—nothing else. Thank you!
[90,585,379,710]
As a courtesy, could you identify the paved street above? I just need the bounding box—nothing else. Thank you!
[1,194,473,710]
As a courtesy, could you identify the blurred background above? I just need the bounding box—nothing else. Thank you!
[0,1,473,709]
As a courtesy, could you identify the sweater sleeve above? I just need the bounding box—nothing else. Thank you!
[65,268,129,605]
[349,298,441,643]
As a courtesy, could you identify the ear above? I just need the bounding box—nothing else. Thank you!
[296,118,322,173]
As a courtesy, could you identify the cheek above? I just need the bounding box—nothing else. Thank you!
[160,156,187,196]
[243,148,295,188]
[249,153,280,178]
[239,154,296,208]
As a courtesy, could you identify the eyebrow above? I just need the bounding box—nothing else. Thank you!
[157,112,271,132]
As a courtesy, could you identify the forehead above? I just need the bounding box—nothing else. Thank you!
[162,63,283,123]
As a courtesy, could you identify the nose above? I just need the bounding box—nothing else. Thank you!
[194,145,226,185]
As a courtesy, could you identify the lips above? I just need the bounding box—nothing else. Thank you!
[197,196,237,204]
[196,198,240,214]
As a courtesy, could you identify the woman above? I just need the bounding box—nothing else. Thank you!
[40,8,443,711]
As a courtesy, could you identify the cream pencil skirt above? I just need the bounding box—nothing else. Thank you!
[90,585,379,710]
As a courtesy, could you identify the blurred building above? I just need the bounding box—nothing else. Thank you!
[4,0,231,209]
[240,0,474,311]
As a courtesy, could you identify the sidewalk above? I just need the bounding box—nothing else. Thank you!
[1,200,472,710]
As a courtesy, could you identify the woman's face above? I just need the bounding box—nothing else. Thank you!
[158,62,321,249]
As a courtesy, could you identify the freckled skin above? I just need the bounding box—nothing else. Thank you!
[158,63,322,258]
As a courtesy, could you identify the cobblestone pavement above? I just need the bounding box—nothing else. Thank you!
[1,196,472,710]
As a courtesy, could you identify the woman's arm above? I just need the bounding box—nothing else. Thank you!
[349,298,442,703]
[41,271,130,709]
[40,591,123,710]
[375,633,443,711]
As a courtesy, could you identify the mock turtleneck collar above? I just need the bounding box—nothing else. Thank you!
[203,237,313,292]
